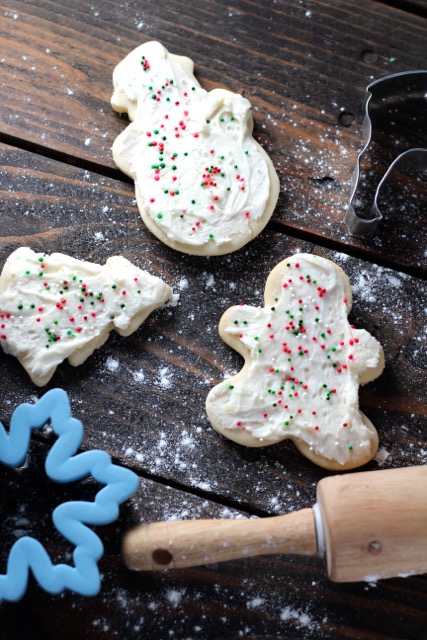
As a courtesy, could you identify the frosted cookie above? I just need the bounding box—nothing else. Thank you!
[0,248,172,386]
[206,254,385,470]
[111,41,279,256]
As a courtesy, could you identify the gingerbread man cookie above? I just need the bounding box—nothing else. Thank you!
[111,41,279,256]
[0,248,171,386]
[206,254,385,470]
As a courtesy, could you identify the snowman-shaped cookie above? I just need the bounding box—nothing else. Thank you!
[111,41,279,256]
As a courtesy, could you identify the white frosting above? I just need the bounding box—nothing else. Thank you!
[206,254,384,469]
[111,41,279,256]
[0,248,171,386]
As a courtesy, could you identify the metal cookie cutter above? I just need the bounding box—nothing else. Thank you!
[345,70,427,235]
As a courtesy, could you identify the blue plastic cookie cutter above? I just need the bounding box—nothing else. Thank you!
[346,70,427,235]
[0,388,138,602]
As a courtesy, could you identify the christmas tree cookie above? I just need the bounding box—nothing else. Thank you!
[0,248,171,386]
[206,254,384,470]
[111,41,279,256]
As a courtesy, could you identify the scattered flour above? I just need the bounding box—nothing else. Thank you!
[374,448,391,466]
[178,276,189,291]
[166,589,183,608]
[105,356,120,372]
[280,606,312,626]
[132,369,145,382]
[157,366,173,389]
[203,273,216,290]
[247,596,265,609]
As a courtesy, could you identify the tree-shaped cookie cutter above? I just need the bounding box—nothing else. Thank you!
[0,388,138,602]
[345,70,427,235]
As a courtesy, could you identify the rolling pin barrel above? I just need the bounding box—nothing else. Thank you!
[316,465,427,582]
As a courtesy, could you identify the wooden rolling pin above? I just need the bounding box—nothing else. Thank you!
[122,466,427,582]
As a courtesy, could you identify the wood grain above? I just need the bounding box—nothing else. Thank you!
[2,443,427,640]
[0,1,426,639]
[1,143,426,507]
[0,1,426,272]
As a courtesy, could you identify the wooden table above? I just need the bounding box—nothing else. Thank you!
[0,1,426,638]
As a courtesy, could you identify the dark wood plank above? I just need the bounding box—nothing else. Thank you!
[0,3,427,638]
[0,1,426,273]
[0,145,426,517]
[1,440,427,640]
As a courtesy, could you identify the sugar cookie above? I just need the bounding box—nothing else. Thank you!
[0,248,171,386]
[206,254,385,470]
[111,41,279,256]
